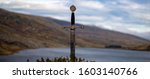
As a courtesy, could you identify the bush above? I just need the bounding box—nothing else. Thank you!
[27,57,94,62]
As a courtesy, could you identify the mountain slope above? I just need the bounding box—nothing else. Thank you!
[49,18,150,50]
[0,8,150,55]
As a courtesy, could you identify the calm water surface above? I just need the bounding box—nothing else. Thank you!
[0,48,150,62]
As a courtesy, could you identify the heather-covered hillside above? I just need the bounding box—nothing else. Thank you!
[0,8,150,55]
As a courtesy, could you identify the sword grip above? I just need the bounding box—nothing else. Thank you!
[71,13,75,25]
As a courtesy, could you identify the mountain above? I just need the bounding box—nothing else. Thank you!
[0,8,150,55]
[50,18,150,50]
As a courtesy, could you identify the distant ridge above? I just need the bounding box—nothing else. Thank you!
[0,8,150,55]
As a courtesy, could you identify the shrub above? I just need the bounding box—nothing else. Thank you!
[27,57,94,62]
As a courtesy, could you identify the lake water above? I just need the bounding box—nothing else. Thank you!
[0,48,150,62]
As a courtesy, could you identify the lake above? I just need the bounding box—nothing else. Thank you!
[0,48,150,62]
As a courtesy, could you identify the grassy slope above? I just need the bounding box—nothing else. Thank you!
[0,8,150,55]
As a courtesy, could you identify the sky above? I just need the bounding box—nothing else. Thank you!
[0,0,150,40]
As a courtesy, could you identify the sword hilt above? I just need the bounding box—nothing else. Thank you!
[63,26,84,30]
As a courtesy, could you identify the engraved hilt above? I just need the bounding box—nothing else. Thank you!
[63,5,84,30]
[63,26,84,30]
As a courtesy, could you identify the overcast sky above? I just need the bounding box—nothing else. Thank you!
[0,0,150,40]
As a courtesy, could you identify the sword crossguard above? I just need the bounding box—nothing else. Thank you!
[63,26,84,30]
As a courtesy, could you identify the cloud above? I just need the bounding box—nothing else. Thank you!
[117,0,150,21]
[78,0,104,10]
[128,28,150,33]
[77,15,104,22]
[0,0,68,13]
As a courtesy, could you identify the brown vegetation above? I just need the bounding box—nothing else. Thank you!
[0,8,150,55]
[28,57,92,62]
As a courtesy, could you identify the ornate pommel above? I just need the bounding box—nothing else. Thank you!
[70,5,76,12]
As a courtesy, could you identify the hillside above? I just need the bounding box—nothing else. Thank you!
[0,8,150,55]
[48,18,150,50]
